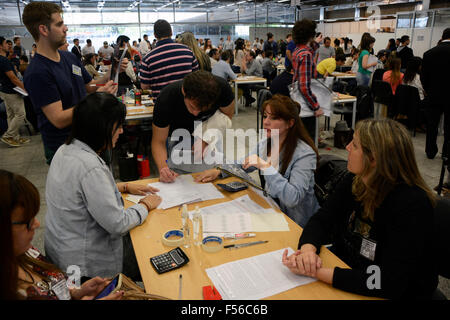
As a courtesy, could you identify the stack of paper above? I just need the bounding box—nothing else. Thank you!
[125,175,224,209]
[206,248,316,300]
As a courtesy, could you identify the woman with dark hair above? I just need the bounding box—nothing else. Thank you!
[386,38,397,53]
[291,18,323,141]
[0,170,123,300]
[195,94,320,227]
[203,38,213,55]
[356,33,377,86]
[403,56,425,100]
[283,118,438,299]
[83,53,100,80]
[115,35,136,95]
[233,38,245,73]
[44,92,161,281]
[343,37,352,56]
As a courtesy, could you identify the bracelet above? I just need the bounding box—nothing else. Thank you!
[139,200,151,212]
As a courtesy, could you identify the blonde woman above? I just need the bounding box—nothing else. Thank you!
[283,118,438,299]
[179,32,211,72]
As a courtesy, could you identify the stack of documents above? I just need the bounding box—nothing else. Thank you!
[189,195,290,236]
[206,248,316,300]
[125,175,224,209]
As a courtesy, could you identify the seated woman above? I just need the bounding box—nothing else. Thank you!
[44,92,161,281]
[0,170,122,300]
[283,119,438,299]
[382,57,403,95]
[195,94,320,228]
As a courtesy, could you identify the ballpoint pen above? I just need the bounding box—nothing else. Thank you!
[179,274,182,300]
[224,240,268,249]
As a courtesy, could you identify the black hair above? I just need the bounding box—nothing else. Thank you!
[334,38,340,47]
[86,39,92,44]
[344,37,349,51]
[442,28,450,40]
[83,53,96,66]
[116,35,130,47]
[265,50,273,58]
[267,32,273,40]
[335,54,345,62]
[0,36,5,46]
[292,19,317,45]
[182,70,220,110]
[400,35,409,43]
[403,56,422,84]
[360,34,375,51]
[19,55,28,63]
[324,37,331,43]
[208,48,218,57]
[67,92,126,152]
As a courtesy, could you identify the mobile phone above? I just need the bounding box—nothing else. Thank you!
[94,273,122,300]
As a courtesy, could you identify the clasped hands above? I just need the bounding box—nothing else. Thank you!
[282,245,322,278]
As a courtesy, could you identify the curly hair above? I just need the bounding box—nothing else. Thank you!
[182,70,220,111]
[292,19,317,45]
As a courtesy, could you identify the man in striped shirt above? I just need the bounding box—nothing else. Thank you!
[139,19,199,97]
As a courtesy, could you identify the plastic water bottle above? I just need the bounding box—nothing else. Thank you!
[181,204,190,248]
[192,206,203,246]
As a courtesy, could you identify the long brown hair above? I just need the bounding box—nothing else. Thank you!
[387,57,402,87]
[262,94,319,175]
[352,119,435,220]
[0,170,59,300]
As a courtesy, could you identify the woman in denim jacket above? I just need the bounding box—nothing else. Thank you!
[195,94,320,227]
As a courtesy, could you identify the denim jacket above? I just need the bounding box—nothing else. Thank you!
[261,139,320,228]
[44,139,148,278]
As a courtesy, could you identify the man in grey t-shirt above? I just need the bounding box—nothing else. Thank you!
[315,37,335,64]
[98,41,114,65]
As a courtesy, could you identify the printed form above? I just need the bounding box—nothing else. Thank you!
[206,248,316,300]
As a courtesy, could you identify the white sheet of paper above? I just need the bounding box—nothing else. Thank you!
[205,248,316,300]
[250,209,289,232]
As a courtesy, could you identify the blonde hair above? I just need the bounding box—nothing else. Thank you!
[179,32,211,71]
[352,119,435,220]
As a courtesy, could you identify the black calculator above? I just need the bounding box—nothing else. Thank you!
[217,181,248,192]
[150,247,189,274]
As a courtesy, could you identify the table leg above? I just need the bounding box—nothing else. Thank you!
[352,100,356,130]
[235,82,239,116]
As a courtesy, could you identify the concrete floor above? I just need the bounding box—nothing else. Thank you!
[1,105,448,299]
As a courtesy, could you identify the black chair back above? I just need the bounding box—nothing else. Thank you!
[394,84,420,132]
[434,198,450,279]
[372,68,386,82]
[372,80,394,117]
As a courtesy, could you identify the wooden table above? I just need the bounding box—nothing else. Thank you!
[125,97,154,121]
[124,176,377,300]
[331,72,357,80]
[232,76,267,116]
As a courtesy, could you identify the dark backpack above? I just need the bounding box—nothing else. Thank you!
[314,154,350,206]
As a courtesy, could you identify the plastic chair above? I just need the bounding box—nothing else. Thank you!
[394,84,420,136]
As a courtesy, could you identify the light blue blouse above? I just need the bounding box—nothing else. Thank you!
[44,139,148,278]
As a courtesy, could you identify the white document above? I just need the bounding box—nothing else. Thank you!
[367,55,378,73]
[202,212,253,233]
[251,209,289,232]
[125,175,224,209]
[205,248,316,300]
[13,86,28,96]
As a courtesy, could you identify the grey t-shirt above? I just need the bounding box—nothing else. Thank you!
[98,46,114,61]
[316,45,335,63]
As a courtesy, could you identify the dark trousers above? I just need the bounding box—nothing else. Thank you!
[122,232,142,282]
[426,102,449,159]
[302,116,316,143]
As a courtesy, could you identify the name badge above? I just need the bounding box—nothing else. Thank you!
[72,64,82,77]
[51,279,71,300]
[360,238,377,261]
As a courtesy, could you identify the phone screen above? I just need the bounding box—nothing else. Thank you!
[94,276,119,300]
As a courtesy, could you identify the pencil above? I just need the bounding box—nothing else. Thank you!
[89,83,118,86]
[178,274,182,300]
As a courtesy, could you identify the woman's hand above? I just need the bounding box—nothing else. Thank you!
[194,169,221,183]
[127,183,159,196]
[242,155,270,170]
[314,108,324,118]
[282,244,322,278]
[140,194,162,211]
[70,276,109,300]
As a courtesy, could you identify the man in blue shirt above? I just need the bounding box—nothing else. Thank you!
[22,2,119,164]
[0,36,29,147]
[285,35,296,69]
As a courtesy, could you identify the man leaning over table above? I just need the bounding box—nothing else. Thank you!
[151,70,234,183]
[22,1,127,164]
